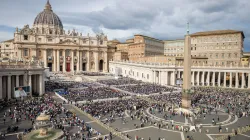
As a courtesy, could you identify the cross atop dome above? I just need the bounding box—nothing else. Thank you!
[44,0,52,11]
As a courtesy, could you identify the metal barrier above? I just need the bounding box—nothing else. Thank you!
[70,105,130,140]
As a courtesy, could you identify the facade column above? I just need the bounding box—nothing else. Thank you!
[57,50,60,72]
[235,72,239,88]
[218,72,221,87]
[29,75,32,96]
[104,51,108,72]
[79,51,82,71]
[8,76,11,99]
[248,73,250,89]
[43,49,47,67]
[53,49,56,71]
[191,71,194,86]
[39,74,43,95]
[62,49,66,72]
[94,52,99,72]
[201,71,205,86]
[197,71,200,86]
[207,71,210,86]
[71,50,74,73]
[242,73,245,88]
[229,72,232,88]
[16,75,19,87]
[86,51,90,71]
[76,50,80,72]
[0,76,2,99]
[212,72,215,86]
[224,72,227,87]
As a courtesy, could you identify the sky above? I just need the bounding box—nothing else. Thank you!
[0,0,250,51]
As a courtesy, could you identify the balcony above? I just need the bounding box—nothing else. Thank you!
[59,56,64,62]
[82,57,88,62]
[74,56,78,63]
[66,56,71,62]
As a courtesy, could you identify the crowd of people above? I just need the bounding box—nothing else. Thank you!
[79,98,149,120]
[80,72,106,76]
[0,93,108,140]
[116,84,175,95]
[61,87,129,101]
[45,81,97,92]
[98,78,143,85]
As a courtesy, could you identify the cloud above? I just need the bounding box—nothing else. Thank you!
[0,0,249,51]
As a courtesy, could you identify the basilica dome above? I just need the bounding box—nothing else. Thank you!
[33,0,63,29]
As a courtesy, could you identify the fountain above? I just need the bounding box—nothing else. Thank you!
[23,112,63,140]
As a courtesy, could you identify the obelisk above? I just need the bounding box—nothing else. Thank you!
[182,23,192,108]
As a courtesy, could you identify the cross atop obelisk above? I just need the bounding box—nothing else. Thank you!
[187,22,189,35]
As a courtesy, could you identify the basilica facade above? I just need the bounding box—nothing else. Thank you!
[8,0,115,72]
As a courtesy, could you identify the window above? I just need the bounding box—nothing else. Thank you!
[48,39,52,42]
[60,39,63,42]
[49,30,52,34]
[228,53,231,58]
[24,35,28,40]
[147,74,149,79]
[222,53,224,58]
[74,40,77,43]
[38,38,41,41]
[216,54,218,58]
[6,45,9,47]
[235,53,238,58]
[39,50,42,56]
[6,54,9,56]
[24,49,29,56]
[74,51,76,56]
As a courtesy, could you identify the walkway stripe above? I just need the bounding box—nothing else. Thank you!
[239,133,250,138]
[122,126,152,133]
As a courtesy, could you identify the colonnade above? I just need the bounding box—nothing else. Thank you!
[42,49,108,72]
[0,70,44,100]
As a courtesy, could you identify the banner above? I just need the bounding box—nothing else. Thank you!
[14,87,27,98]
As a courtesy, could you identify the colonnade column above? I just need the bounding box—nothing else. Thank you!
[235,72,239,88]
[76,50,80,72]
[57,50,60,72]
[152,70,155,83]
[191,71,194,86]
[197,71,200,86]
[62,49,66,72]
[242,73,245,88]
[53,49,56,71]
[29,75,32,96]
[202,71,205,86]
[39,74,43,95]
[104,51,108,72]
[218,72,221,87]
[248,73,250,89]
[177,71,180,79]
[43,49,47,68]
[0,76,2,99]
[166,71,168,85]
[159,71,162,85]
[172,71,176,86]
[224,72,227,87]
[16,75,19,87]
[71,50,74,73]
[207,72,210,86]
[212,72,215,86]
[229,72,232,88]
[79,51,82,71]
[8,76,11,99]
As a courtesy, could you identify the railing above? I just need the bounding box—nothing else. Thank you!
[110,60,250,69]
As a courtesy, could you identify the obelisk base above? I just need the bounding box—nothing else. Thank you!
[181,98,191,109]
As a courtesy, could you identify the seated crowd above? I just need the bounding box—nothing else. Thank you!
[98,78,143,85]
[116,84,175,95]
[45,81,96,92]
[61,87,129,101]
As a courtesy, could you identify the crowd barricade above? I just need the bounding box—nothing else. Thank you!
[55,92,68,102]
[71,105,129,140]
